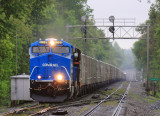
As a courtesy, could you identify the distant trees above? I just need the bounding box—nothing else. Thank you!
[0,0,125,106]
[133,0,160,77]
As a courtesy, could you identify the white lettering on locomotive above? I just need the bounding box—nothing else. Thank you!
[42,63,58,67]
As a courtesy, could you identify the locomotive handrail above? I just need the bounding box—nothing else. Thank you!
[30,66,39,79]
[61,66,71,91]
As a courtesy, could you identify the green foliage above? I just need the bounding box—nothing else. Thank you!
[0,0,125,106]
[133,0,160,78]
[0,80,11,106]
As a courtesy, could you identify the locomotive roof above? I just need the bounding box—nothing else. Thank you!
[30,39,72,47]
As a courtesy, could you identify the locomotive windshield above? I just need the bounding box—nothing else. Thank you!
[51,46,69,53]
[32,46,50,53]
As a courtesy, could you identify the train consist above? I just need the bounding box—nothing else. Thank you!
[29,38,125,102]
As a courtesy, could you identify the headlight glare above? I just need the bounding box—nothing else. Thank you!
[37,75,41,79]
[57,74,63,80]
[56,74,63,81]
[50,40,54,46]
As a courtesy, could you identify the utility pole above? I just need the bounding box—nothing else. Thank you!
[146,24,150,92]
[16,29,17,76]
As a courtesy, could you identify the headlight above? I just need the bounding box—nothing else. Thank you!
[56,74,63,81]
[37,75,41,79]
[49,40,55,46]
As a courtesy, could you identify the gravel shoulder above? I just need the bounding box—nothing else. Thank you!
[58,81,124,116]
[3,81,159,116]
[125,81,160,116]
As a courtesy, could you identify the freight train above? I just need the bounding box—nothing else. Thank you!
[29,38,125,102]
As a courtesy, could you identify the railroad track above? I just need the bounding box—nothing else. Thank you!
[1,92,91,116]
[83,84,123,116]
[1,95,94,116]
[28,101,91,116]
[1,82,126,116]
[83,82,131,116]
[27,89,108,116]
[112,82,131,116]
[20,83,125,116]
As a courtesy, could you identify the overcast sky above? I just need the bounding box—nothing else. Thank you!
[87,0,155,49]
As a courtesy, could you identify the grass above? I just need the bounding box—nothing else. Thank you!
[0,108,7,113]
[123,82,130,86]
[75,105,90,115]
[102,100,117,106]
[93,87,127,107]
[155,91,160,98]
[143,95,160,104]
[116,88,126,95]
[128,92,141,102]
[129,90,160,105]
[99,88,117,94]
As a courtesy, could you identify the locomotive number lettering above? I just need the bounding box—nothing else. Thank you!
[42,63,58,67]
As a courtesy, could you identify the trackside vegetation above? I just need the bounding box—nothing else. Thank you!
[0,0,127,106]
[132,0,160,96]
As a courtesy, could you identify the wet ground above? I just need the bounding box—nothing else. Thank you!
[55,82,160,116]
[2,81,160,116]
[124,82,160,116]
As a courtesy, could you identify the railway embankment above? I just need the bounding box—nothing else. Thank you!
[2,81,160,116]
[124,82,160,116]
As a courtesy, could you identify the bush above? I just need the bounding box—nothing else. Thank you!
[0,80,11,106]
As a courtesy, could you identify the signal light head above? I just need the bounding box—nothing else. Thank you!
[109,26,115,33]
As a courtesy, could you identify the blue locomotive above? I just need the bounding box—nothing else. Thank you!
[29,38,81,102]
[29,38,125,102]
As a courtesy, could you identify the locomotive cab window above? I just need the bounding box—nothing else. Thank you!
[51,46,70,53]
[32,46,50,53]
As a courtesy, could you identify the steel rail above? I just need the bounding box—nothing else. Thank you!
[83,84,123,116]
[112,82,131,116]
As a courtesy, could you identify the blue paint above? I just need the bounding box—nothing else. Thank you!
[30,39,76,82]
